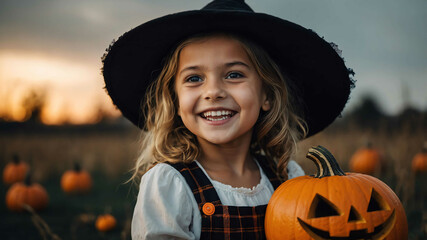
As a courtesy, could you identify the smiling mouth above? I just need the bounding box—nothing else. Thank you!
[200,110,236,121]
[297,210,396,240]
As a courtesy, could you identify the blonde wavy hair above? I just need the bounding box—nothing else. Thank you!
[131,33,307,183]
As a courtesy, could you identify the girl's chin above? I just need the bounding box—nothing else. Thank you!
[198,134,236,145]
[197,130,252,147]
[202,137,232,145]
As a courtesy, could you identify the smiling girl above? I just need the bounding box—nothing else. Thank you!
[102,1,354,239]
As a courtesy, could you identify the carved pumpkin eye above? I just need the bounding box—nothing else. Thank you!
[348,206,365,222]
[367,188,390,212]
[308,194,342,218]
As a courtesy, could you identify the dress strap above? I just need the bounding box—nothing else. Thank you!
[168,162,222,205]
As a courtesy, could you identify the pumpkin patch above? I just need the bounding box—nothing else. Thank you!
[2,155,29,185]
[95,214,117,232]
[412,144,427,173]
[349,142,382,175]
[61,163,92,194]
[265,146,408,240]
[6,174,49,212]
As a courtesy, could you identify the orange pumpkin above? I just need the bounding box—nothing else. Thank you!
[3,155,29,185]
[61,163,92,194]
[412,144,427,173]
[95,214,117,232]
[265,146,408,240]
[349,142,381,175]
[6,174,49,212]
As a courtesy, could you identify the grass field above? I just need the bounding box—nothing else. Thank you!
[1,128,139,240]
[1,120,426,239]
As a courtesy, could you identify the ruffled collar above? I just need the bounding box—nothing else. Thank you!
[194,159,268,195]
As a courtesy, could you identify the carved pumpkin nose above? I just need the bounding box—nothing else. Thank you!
[348,206,365,223]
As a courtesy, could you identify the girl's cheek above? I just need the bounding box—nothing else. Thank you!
[177,91,197,111]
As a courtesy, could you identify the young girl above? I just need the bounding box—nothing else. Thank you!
[102,0,354,239]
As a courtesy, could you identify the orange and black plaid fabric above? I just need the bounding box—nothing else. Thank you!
[169,156,282,240]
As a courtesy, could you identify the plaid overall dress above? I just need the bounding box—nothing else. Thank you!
[169,157,282,240]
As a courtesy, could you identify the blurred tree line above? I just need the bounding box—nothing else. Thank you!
[0,89,131,133]
[334,95,426,134]
[0,91,426,134]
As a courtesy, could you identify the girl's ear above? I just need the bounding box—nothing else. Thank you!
[261,92,271,111]
[262,99,271,111]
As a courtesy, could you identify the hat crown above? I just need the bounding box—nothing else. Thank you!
[103,0,353,137]
[202,0,254,12]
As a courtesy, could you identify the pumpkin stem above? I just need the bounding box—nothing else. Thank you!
[105,205,112,214]
[73,162,81,172]
[12,154,20,164]
[24,172,32,186]
[306,146,346,178]
[422,142,427,153]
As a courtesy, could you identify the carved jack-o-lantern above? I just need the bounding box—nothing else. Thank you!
[265,146,408,240]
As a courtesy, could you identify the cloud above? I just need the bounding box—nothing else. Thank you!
[0,0,426,122]
[0,0,206,59]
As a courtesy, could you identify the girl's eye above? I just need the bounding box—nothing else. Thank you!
[186,76,203,83]
[226,72,244,79]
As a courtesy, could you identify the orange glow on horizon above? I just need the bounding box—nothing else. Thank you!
[0,50,120,124]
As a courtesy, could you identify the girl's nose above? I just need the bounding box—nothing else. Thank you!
[203,78,226,101]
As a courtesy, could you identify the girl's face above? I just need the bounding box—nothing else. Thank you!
[175,36,270,146]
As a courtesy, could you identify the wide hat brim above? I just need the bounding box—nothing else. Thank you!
[102,3,353,137]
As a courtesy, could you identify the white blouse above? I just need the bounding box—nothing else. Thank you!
[131,160,304,240]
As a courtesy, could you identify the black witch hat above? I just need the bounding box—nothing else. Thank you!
[102,0,354,137]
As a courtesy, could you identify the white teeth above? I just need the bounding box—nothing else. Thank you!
[202,110,233,118]
[206,116,229,121]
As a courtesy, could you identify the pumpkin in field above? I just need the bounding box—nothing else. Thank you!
[412,143,427,173]
[61,162,92,194]
[95,214,117,232]
[349,142,382,175]
[3,155,29,185]
[6,174,49,212]
[265,146,408,240]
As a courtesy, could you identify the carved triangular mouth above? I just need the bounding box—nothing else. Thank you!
[297,210,396,240]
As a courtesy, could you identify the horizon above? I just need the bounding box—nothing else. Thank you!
[1,0,426,125]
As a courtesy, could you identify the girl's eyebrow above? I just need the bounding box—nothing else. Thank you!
[225,61,250,69]
[178,66,200,76]
[178,61,251,76]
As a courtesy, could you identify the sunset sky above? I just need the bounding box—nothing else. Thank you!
[1,0,426,125]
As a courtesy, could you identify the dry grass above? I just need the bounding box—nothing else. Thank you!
[23,204,62,240]
[0,129,140,182]
[1,120,426,238]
